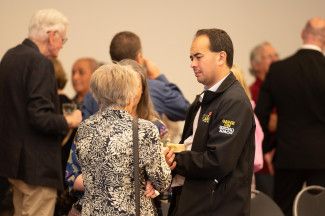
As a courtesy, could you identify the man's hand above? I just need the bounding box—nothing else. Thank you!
[143,58,160,80]
[264,149,275,175]
[65,109,82,128]
[164,147,176,170]
[268,112,278,132]
[73,174,85,191]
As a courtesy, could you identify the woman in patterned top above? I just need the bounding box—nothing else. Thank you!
[74,63,171,215]
[65,60,169,213]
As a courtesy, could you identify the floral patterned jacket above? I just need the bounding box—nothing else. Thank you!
[75,108,171,215]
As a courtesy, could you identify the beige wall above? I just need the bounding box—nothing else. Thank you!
[1,0,324,102]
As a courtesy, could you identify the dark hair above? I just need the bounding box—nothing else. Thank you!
[109,31,142,62]
[196,28,234,67]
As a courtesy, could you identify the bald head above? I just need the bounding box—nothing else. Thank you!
[301,17,325,50]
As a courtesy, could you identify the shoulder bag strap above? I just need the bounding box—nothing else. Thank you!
[132,117,140,216]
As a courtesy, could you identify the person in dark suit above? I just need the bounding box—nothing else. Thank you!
[255,17,325,216]
[0,9,82,215]
[165,28,255,216]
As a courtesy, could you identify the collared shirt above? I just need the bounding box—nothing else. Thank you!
[172,73,229,187]
[204,74,229,92]
[187,72,230,148]
[301,44,322,52]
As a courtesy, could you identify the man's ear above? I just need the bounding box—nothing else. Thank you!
[217,51,227,66]
[136,52,144,65]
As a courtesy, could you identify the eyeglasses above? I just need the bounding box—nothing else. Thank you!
[61,36,68,45]
[55,31,68,44]
[47,31,68,45]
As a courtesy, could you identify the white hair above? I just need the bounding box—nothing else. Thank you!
[90,64,140,109]
[249,41,272,75]
[28,9,68,42]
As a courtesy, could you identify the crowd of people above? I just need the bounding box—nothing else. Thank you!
[0,8,324,216]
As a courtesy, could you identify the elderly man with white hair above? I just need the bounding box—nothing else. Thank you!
[0,9,81,215]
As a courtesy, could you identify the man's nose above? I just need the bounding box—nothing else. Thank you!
[190,60,197,68]
[72,72,79,80]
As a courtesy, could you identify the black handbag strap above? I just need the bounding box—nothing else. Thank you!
[132,117,140,216]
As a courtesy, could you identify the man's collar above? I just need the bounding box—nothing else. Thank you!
[200,73,230,102]
[301,44,322,52]
[204,72,230,92]
[22,38,40,53]
[200,72,237,104]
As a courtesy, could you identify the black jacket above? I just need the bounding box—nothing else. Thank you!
[174,73,255,216]
[255,49,325,169]
[0,39,68,190]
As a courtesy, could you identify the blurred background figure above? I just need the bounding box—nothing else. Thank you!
[249,41,279,198]
[82,31,190,142]
[109,31,190,121]
[51,58,71,110]
[232,65,264,172]
[231,65,264,191]
[51,58,78,215]
[75,63,171,215]
[255,17,325,215]
[0,9,82,216]
[71,57,98,109]
[249,42,279,102]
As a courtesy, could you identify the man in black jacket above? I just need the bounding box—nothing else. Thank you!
[0,9,81,215]
[166,28,255,216]
[255,17,325,216]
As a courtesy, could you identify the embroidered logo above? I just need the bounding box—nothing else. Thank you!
[219,119,235,135]
[202,112,212,123]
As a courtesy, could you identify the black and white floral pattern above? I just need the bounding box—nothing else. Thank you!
[75,108,171,216]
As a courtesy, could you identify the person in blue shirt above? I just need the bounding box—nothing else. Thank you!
[82,31,190,121]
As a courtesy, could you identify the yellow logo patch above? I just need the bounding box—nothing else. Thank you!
[219,119,235,135]
[222,119,235,127]
[202,112,212,123]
